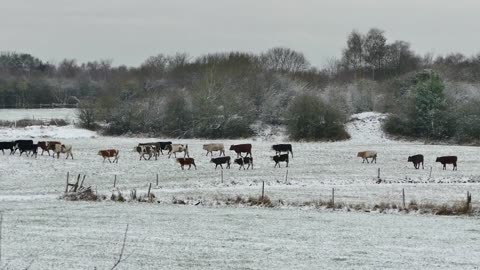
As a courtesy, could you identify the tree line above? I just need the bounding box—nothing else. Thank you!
[2,28,480,142]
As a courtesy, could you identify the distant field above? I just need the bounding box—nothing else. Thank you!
[0,108,79,123]
[1,109,479,269]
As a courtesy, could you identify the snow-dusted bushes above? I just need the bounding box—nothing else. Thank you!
[286,94,350,141]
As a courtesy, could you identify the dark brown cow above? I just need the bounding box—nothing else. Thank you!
[436,156,457,170]
[177,158,197,170]
[98,149,120,163]
[408,154,424,169]
[229,144,252,158]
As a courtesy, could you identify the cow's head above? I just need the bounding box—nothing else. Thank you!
[408,156,413,162]
[435,157,440,162]
[229,145,235,150]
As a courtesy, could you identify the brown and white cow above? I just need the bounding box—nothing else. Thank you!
[53,144,73,159]
[203,143,225,156]
[136,145,158,160]
[167,144,189,158]
[176,158,196,170]
[38,141,61,156]
[98,149,120,163]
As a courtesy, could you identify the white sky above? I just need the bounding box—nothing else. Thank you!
[1,0,479,67]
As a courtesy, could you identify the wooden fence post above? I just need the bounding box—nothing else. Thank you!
[378,168,381,179]
[285,169,289,183]
[65,172,69,193]
[156,174,159,186]
[221,170,224,183]
[147,183,152,197]
[402,188,406,209]
[332,188,335,207]
[261,181,265,200]
[429,166,433,178]
[114,175,117,188]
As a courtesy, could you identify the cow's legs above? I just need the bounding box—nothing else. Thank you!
[286,161,289,167]
[227,162,230,169]
[422,162,424,169]
[453,163,457,171]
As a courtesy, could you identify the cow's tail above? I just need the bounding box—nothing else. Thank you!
[290,148,293,158]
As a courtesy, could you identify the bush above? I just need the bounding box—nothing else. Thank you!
[77,101,98,130]
[286,94,350,141]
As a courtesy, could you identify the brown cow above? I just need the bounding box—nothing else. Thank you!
[176,158,196,170]
[357,151,377,164]
[98,149,120,163]
[436,156,457,170]
[229,144,252,158]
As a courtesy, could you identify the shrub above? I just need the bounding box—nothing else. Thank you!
[286,94,350,141]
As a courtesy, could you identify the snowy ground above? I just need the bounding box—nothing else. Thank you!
[0,108,79,123]
[0,111,479,269]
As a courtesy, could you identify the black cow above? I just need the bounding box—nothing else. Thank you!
[234,157,253,170]
[0,142,15,155]
[273,154,289,168]
[408,154,424,169]
[13,140,33,154]
[18,143,38,158]
[436,156,457,170]
[272,144,293,158]
[210,156,231,169]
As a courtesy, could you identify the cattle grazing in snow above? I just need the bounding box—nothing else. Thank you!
[272,144,293,158]
[176,158,196,170]
[98,149,120,163]
[210,156,231,169]
[53,144,73,159]
[136,144,158,160]
[357,151,377,164]
[0,141,15,155]
[436,156,457,170]
[229,144,252,158]
[12,140,33,154]
[38,141,61,156]
[408,154,424,169]
[203,143,225,156]
[273,154,289,168]
[167,144,189,158]
[234,157,253,170]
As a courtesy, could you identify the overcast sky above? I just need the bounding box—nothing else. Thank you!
[1,0,479,68]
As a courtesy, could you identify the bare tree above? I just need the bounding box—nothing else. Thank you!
[363,28,387,80]
[342,30,364,80]
[261,47,310,74]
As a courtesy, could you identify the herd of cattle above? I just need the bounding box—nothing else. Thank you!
[357,151,458,171]
[1,140,459,171]
[0,140,73,159]
[97,142,292,170]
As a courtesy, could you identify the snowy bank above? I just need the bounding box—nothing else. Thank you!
[0,125,97,139]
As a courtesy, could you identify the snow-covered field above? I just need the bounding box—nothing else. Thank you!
[1,110,479,269]
[0,108,79,123]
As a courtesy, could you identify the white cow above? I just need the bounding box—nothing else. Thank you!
[203,143,225,156]
[167,144,189,158]
[53,144,74,159]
